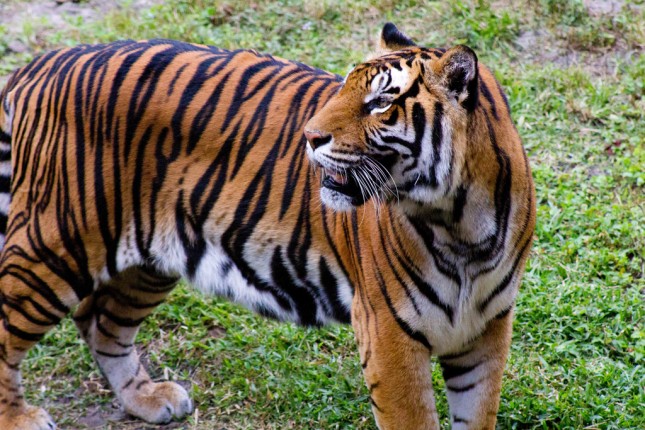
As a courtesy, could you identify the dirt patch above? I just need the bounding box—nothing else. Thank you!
[514,1,643,76]
[515,29,642,76]
[0,0,159,35]
[583,0,625,16]
[1,0,107,37]
[0,0,160,60]
[0,0,164,83]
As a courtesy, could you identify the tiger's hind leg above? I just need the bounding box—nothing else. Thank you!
[438,310,514,429]
[73,266,192,424]
[0,252,84,430]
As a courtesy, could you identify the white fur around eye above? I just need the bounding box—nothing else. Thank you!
[371,104,392,115]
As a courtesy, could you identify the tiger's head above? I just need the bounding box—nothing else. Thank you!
[305,23,479,214]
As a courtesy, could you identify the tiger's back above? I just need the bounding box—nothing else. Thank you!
[0,24,535,430]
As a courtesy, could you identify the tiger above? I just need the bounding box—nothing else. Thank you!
[0,22,535,429]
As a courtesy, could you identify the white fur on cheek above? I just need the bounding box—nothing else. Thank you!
[320,188,355,212]
[370,104,392,115]
[306,141,315,161]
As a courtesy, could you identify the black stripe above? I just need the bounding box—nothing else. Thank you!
[396,78,419,102]
[494,78,511,115]
[395,253,454,323]
[478,235,532,313]
[1,320,45,342]
[95,288,167,310]
[495,304,513,319]
[440,362,480,380]
[452,186,468,223]
[127,281,177,294]
[453,415,470,424]
[408,215,462,286]
[479,77,498,120]
[438,348,473,361]
[94,110,123,277]
[369,395,383,412]
[116,341,134,348]
[135,380,150,390]
[377,220,422,316]
[167,64,188,96]
[374,266,432,351]
[96,321,119,339]
[188,70,233,154]
[350,211,362,266]
[318,256,351,323]
[0,358,20,370]
[446,382,478,393]
[271,246,318,325]
[0,129,10,142]
[410,102,425,158]
[122,377,135,390]
[99,309,146,327]
[95,350,132,358]
[319,206,354,299]
[382,107,398,126]
[380,133,413,148]
[429,101,444,187]
[280,78,335,216]
[230,68,306,178]
[219,152,296,313]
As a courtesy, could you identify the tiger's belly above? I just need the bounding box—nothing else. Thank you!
[142,223,355,326]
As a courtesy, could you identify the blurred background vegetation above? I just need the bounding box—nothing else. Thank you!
[0,0,643,428]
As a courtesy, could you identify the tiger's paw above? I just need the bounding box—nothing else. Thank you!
[0,405,56,430]
[121,381,193,424]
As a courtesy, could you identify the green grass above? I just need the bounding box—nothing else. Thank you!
[1,0,644,429]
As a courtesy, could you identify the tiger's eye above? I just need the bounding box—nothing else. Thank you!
[366,97,392,114]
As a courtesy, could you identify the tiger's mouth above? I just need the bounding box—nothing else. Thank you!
[321,168,367,205]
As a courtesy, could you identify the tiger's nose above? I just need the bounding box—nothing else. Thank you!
[304,130,332,150]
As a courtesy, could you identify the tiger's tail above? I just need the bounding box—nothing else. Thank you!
[0,75,14,248]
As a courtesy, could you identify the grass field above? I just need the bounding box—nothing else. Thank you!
[0,0,643,429]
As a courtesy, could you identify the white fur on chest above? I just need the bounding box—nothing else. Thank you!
[392,223,519,356]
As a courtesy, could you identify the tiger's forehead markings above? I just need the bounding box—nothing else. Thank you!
[364,64,410,104]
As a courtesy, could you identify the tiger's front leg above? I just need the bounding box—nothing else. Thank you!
[352,288,440,430]
[73,268,192,424]
[438,310,514,429]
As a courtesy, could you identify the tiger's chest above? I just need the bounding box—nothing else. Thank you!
[388,238,520,356]
[345,209,522,355]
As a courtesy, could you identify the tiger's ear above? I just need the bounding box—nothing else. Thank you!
[379,22,416,52]
[430,45,479,112]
